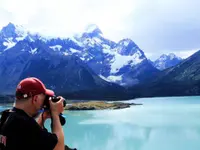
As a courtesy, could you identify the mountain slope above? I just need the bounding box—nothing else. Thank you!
[129,50,200,97]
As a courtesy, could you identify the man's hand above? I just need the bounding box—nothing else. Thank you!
[37,110,51,129]
[49,96,64,116]
[42,110,51,120]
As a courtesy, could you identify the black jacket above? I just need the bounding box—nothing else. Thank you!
[0,107,58,150]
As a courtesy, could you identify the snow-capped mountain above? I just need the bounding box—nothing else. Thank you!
[0,22,45,52]
[0,39,130,100]
[153,53,183,70]
[0,22,159,89]
[70,25,158,86]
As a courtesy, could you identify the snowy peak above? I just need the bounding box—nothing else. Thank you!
[0,22,28,40]
[116,38,144,56]
[118,38,134,46]
[82,24,103,38]
[85,24,102,34]
[168,53,182,60]
[0,23,41,51]
[159,53,182,61]
[154,53,183,70]
[0,23,16,38]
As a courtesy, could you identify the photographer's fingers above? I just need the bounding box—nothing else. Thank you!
[49,96,64,115]
[57,96,65,107]
[58,97,64,113]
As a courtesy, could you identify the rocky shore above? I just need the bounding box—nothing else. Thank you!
[65,101,142,110]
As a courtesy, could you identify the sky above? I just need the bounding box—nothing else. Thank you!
[0,0,200,60]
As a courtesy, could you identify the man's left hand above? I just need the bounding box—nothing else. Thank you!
[42,110,51,120]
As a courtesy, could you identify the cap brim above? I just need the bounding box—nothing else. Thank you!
[45,89,55,97]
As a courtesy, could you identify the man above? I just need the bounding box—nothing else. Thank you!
[0,77,65,150]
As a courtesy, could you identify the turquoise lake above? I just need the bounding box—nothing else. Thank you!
[1,96,200,150]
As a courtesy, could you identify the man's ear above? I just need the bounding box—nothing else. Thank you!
[32,95,38,104]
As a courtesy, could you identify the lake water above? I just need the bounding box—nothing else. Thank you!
[1,96,200,150]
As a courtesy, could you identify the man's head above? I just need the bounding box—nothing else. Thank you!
[15,77,54,117]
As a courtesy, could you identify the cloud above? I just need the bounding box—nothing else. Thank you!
[124,0,200,60]
[0,0,200,60]
[0,0,136,37]
[174,49,199,59]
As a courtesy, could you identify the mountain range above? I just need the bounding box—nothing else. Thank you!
[129,50,200,97]
[0,22,199,101]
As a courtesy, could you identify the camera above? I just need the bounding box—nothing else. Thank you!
[43,96,67,109]
[43,95,67,126]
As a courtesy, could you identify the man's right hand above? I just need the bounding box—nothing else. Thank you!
[49,96,64,116]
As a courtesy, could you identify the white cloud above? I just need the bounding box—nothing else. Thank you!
[174,49,199,59]
[0,0,137,39]
[0,0,200,60]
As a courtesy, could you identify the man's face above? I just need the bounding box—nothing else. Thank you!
[31,93,46,117]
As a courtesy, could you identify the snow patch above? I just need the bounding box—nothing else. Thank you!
[63,52,69,56]
[70,48,80,53]
[30,48,37,54]
[110,50,144,74]
[99,75,110,82]
[27,36,34,42]
[49,45,62,51]
[3,38,16,51]
[123,41,129,46]
[102,44,110,49]
[99,75,122,83]
[107,75,122,82]
[83,53,88,57]
[102,46,144,74]
[80,57,85,61]
[14,25,28,41]
[15,25,27,36]
[16,37,25,41]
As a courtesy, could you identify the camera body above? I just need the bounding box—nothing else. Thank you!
[43,96,67,109]
[43,95,67,126]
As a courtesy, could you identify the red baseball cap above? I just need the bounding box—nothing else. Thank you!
[15,77,54,99]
